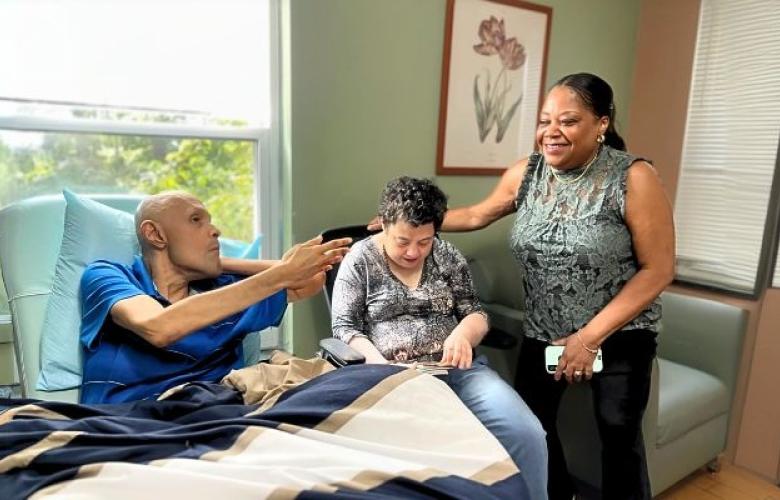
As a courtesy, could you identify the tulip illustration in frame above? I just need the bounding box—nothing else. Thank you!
[473,16,527,143]
[437,0,552,175]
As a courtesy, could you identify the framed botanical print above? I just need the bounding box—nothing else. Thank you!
[437,0,552,175]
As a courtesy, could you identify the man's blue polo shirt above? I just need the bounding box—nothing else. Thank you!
[79,256,287,404]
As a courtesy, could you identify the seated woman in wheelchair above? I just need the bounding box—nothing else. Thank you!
[330,176,548,499]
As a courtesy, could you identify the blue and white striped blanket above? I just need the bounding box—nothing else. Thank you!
[0,364,529,499]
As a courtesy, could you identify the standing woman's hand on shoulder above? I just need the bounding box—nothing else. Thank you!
[367,215,382,232]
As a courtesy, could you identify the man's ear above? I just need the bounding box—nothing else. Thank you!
[139,220,167,250]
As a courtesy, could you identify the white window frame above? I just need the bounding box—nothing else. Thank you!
[255,0,286,351]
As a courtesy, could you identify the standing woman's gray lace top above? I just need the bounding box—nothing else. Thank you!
[511,145,661,343]
[331,237,487,362]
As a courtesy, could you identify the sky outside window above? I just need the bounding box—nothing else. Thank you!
[0,0,270,127]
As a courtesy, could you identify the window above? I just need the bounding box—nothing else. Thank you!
[0,131,257,240]
[674,0,780,294]
[0,0,283,349]
[1,0,272,128]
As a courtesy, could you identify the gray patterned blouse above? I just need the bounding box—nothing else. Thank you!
[331,237,487,362]
[510,145,661,342]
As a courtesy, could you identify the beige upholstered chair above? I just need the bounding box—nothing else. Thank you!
[558,291,747,496]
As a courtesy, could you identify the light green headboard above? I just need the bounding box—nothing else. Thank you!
[0,194,143,402]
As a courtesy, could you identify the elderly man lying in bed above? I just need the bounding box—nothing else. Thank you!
[331,177,549,499]
[79,191,351,404]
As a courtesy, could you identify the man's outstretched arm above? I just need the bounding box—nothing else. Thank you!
[220,257,277,275]
[110,237,350,347]
[221,257,326,302]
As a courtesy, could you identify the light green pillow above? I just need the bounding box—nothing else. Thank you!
[37,190,140,390]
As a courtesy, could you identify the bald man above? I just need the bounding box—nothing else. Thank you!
[79,192,350,404]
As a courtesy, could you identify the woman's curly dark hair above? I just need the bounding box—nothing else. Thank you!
[378,177,448,231]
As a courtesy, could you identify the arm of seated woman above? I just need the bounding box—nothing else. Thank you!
[347,335,389,364]
[440,312,489,369]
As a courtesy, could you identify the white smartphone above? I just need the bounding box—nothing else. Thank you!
[545,345,603,374]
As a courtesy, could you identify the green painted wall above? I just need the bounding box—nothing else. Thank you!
[288,0,642,356]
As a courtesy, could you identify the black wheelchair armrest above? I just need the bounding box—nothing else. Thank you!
[318,338,366,368]
[479,328,519,350]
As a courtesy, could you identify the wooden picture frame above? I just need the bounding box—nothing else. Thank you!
[436,0,552,176]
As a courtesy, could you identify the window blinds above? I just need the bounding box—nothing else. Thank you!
[675,0,780,293]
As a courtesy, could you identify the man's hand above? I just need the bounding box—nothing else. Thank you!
[279,235,351,286]
[287,271,326,302]
[440,330,473,369]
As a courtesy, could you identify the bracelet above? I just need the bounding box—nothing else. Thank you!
[575,330,599,354]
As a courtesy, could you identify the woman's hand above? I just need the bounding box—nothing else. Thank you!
[367,216,382,232]
[440,330,473,369]
[553,334,598,383]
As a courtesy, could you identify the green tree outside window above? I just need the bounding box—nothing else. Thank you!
[0,132,255,241]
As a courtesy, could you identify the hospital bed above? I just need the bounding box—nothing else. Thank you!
[0,192,529,499]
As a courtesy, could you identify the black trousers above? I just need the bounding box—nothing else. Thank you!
[515,330,656,500]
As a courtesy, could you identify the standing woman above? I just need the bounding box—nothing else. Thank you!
[440,73,674,499]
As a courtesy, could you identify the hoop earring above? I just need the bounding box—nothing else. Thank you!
[597,133,605,144]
